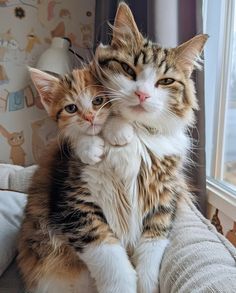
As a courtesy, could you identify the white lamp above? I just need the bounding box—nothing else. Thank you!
[36,37,73,76]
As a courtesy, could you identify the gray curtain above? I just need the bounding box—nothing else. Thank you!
[94,0,207,215]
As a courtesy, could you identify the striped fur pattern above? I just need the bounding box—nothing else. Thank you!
[17,3,208,293]
[92,2,208,292]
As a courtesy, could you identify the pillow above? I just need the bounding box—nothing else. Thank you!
[0,164,37,193]
[0,190,27,277]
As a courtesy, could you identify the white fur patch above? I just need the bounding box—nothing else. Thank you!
[103,117,134,146]
[75,134,105,165]
[134,238,169,293]
[136,127,189,160]
[82,133,144,247]
[79,243,137,293]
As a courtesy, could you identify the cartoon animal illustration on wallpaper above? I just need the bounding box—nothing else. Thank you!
[38,0,61,28]
[51,21,65,37]
[44,21,65,44]
[31,117,57,162]
[0,125,25,166]
[0,64,9,85]
[48,0,61,21]
[14,6,25,19]
[23,30,41,58]
[4,85,34,111]
[0,89,8,112]
[59,8,71,19]
[80,24,93,48]
[0,29,20,61]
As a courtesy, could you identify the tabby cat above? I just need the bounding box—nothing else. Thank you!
[18,3,208,293]
[92,2,208,292]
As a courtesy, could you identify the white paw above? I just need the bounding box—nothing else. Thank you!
[76,135,104,165]
[106,123,134,146]
[135,239,169,293]
[137,274,159,293]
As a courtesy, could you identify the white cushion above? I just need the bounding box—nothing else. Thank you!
[0,190,27,277]
[0,164,37,193]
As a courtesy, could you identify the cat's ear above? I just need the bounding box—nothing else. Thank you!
[29,67,59,114]
[175,34,208,77]
[111,2,142,47]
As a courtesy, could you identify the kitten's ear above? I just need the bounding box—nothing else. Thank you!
[29,67,59,114]
[111,2,142,47]
[175,34,209,77]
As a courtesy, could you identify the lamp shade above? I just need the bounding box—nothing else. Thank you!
[36,37,73,76]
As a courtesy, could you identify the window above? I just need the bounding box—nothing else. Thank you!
[204,0,236,219]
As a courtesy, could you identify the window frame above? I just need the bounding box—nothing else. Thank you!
[204,0,236,211]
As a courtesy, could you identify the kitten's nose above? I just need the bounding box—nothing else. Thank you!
[83,112,94,123]
[135,90,150,103]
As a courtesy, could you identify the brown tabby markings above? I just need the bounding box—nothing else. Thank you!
[138,154,187,239]
[18,3,208,292]
[95,35,205,125]
[18,141,116,290]
[94,2,207,258]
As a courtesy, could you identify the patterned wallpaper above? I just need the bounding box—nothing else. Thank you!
[0,0,95,166]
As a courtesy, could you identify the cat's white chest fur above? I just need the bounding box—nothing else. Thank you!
[81,128,188,249]
[82,134,144,248]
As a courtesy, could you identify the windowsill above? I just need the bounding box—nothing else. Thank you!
[207,177,236,221]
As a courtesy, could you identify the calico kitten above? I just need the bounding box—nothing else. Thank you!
[17,68,115,293]
[29,67,110,165]
[92,2,208,292]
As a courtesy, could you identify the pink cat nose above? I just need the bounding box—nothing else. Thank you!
[83,113,94,123]
[135,90,150,103]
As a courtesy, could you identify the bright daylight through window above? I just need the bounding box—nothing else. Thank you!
[204,0,236,198]
[224,9,236,189]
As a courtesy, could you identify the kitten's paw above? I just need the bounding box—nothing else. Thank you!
[106,123,134,146]
[76,136,104,165]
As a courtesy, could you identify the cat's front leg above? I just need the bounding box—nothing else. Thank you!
[133,238,169,293]
[62,202,136,292]
[74,134,104,165]
[103,117,134,146]
[80,242,137,293]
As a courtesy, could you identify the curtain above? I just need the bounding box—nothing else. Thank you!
[94,0,207,215]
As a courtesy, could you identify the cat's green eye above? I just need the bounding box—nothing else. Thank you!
[157,78,175,86]
[64,104,78,114]
[92,96,104,106]
[121,62,136,78]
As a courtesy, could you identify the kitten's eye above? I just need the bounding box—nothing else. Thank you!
[64,104,78,113]
[92,96,104,106]
[121,62,136,78]
[156,78,175,86]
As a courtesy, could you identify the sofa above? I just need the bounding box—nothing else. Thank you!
[0,163,236,293]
